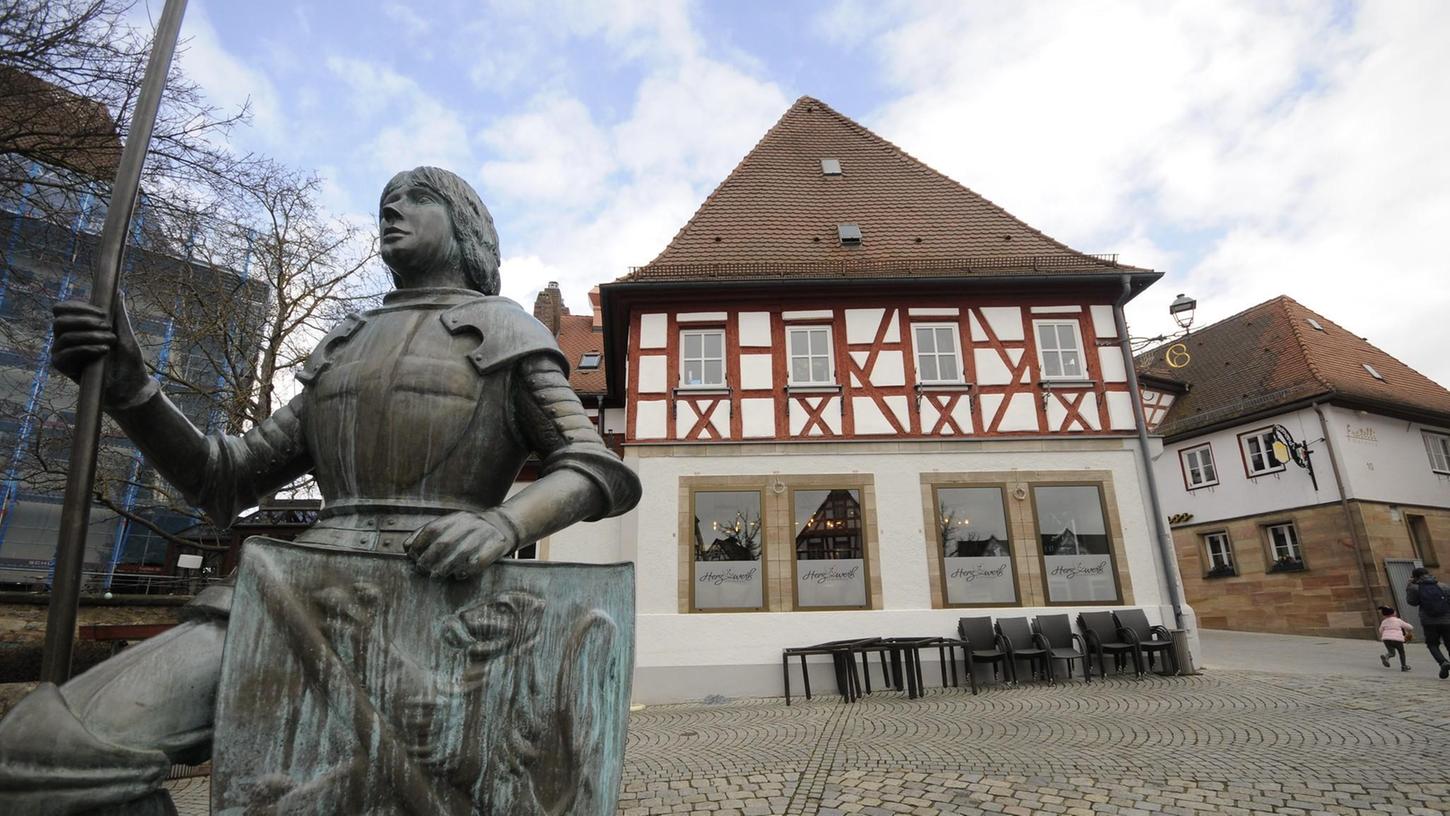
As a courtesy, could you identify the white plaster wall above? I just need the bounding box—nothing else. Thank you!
[738,311,772,346]
[602,407,627,435]
[545,513,625,563]
[637,355,666,394]
[740,399,775,437]
[639,313,666,348]
[1153,407,1342,525]
[845,308,886,343]
[739,354,773,390]
[1319,405,1450,508]
[1098,347,1127,383]
[1090,305,1117,338]
[980,307,1024,341]
[1106,391,1136,431]
[974,349,1012,385]
[635,401,667,440]
[623,442,1175,701]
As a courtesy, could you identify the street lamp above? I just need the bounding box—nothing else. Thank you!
[1169,293,1197,331]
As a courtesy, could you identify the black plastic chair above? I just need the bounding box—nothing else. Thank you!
[995,617,1051,684]
[1114,609,1178,675]
[957,616,1010,693]
[1033,614,1090,683]
[1077,611,1143,678]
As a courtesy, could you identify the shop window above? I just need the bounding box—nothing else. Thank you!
[691,490,765,611]
[934,486,1016,605]
[680,329,725,387]
[793,488,868,609]
[1240,428,1284,477]
[1032,484,1121,603]
[914,324,963,384]
[1203,531,1235,577]
[1180,444,1218,489]
[787,326,834,386]
[1265,522,1304,572]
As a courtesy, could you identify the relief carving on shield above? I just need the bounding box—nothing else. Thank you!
[212,538,635,815]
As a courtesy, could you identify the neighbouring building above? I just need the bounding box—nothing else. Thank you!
[585,96,1191,702]
[0,71,266,590]
[1138,296,1450,638]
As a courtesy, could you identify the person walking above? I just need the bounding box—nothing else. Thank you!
[1377,606,1413,671]
[1406,567,1450,679]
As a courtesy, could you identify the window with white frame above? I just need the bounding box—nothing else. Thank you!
[914,324,963,383]
[1266,522,1302,567]
[1424,431,1450,475]
[680,329,725,387]
[1203,532,1234,574]
[1240,428,1283,476]
[787,326,834,386]
[1180,444,1218,488]
[1034,320,1086,380]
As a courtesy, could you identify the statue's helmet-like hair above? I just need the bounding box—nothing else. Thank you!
[381,167,500,295]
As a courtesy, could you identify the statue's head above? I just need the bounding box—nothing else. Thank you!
[379,167,500,295]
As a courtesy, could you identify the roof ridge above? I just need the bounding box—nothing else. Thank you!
[1278,296,1337,394]
[801,97,1104,265]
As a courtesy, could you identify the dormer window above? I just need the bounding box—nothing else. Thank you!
[837,223,862,246]
[821,158,842,176]
[578,352,601,370]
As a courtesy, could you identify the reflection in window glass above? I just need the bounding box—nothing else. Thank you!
[1034,485,1119,603]
[793,488,866,608]
[692,491,763,609]
[936,487,1015,604]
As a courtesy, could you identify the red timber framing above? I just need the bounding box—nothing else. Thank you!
[622,293,1142,444]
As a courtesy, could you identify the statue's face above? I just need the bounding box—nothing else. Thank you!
[380,181,456,279]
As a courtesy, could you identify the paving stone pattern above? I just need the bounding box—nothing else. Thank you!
[167,670,1450,814]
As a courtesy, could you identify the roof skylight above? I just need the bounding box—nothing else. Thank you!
[579,352,602,370]
[821,158,842,176]
[837,223,862,245]
[1362,363,1385,381]
[1306,318,1325,332]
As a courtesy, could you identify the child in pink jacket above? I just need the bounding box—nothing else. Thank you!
[1379,605,1414,671]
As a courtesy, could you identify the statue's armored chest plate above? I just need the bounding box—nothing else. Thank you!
[298,296,524,510]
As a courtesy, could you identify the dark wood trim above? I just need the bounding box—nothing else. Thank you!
[1178,442,1220,491]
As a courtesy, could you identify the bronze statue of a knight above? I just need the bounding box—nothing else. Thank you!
[0,167,641,815]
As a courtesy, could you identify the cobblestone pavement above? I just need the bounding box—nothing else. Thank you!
[166,670,1450,815]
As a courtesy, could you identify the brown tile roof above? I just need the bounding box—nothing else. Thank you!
[1136,296,1450,438]
[624,96,1144,283]
[557,313,606,396]
[0,67,121,180]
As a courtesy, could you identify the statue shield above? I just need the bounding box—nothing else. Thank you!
[211,538,635,815]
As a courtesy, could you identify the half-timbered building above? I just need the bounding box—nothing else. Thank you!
[596,97,1192,701]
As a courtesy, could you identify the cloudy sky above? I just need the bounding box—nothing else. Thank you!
[167,0,1450,382]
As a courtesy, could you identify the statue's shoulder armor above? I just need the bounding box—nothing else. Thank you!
[440,296,568,376]
[296,312,366,386]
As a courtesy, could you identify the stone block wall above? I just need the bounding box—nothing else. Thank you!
[1170,500,1450,639]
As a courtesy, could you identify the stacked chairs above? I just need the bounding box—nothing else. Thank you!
[956,616,1011,694]
[1033,614,1091,683]
[1076,611,1144,677]
[994,617,1052,685]
[1113,608,1179,675]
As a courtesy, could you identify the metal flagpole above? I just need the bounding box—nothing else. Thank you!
[40,0,190,684]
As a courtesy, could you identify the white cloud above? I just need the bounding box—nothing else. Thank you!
[324,57,476,181]
[838,0,1450,384]
[173,6,284,144]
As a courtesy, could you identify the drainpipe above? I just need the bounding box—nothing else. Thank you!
[1114,275,1185,628]
[1313,402,1379,619]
